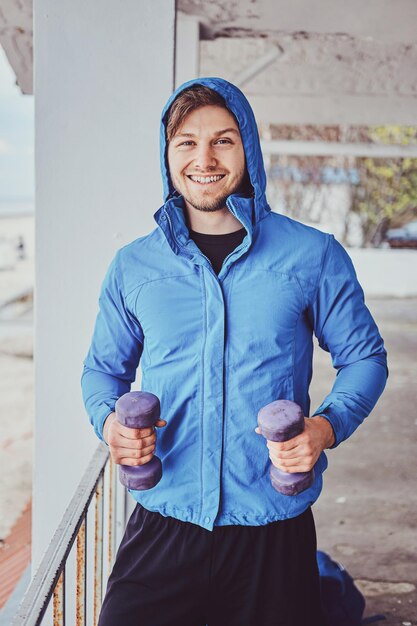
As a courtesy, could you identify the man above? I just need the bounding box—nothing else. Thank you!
[81,77,388,626]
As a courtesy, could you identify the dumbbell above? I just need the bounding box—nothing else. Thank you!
[257,399,314,496]
[115,391,162,490]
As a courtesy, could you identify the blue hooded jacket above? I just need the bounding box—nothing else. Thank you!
[81,77,388,531]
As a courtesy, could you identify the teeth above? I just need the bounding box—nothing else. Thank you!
[189,175,224,184]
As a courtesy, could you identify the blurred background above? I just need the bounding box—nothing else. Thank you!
[0,1,416,624]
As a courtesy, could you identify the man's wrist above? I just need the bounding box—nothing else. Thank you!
[103,412,116,444]
[311,414,336,448]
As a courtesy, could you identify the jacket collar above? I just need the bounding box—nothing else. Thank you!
[153,193,270,259]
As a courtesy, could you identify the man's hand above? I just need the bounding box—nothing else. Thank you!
[255,415,335,473]
[103,412,167,466]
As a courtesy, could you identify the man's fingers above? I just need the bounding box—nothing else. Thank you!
[268,446,317,472]
[114,443,156,464]
[270,455,311,469]
[271,460,313,474]
[266,441,308,458]
[118,451,155,466]
[269,450,315,473]
[109,430,157,450]
[117,424,156,440]
[114,442,156,458]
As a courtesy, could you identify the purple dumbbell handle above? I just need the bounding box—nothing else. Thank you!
[257,399,314,496]
[115,391,162,491]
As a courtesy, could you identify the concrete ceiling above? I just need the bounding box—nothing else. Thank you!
[0,0,32,94]
[178,0,417,124]
[179,0,417,44]
[1,0,417,124]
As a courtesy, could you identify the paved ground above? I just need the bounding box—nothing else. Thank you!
[0,294,416,624]
[311,297,417,625]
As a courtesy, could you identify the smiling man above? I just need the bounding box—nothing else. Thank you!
[167,103,247,220]
[81,78,388,626]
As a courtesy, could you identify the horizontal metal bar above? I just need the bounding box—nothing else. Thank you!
[260,139,417,158]
[12,443,109,626]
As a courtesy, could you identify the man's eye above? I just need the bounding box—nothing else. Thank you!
[215,139,232,144]
[178,141,194,146]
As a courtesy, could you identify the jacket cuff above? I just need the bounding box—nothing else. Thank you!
[94,403,116,444]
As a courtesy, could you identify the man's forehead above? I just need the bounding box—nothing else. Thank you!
[174,105,240,137]
[174,127,240,139]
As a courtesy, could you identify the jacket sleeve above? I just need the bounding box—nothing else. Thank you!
[81,251,144,442]
[308,234,388,447]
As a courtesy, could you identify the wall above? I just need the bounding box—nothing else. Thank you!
[33,0,175,574]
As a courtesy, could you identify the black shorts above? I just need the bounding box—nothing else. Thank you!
[98,503,326,626]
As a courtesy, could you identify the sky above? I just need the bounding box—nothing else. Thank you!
[0,46,34,204]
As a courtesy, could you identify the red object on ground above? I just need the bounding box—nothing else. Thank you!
[0,498,31,609]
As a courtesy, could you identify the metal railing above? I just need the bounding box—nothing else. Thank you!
[12,443,130,625]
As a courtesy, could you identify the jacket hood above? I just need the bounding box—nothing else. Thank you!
[159,77,268,221]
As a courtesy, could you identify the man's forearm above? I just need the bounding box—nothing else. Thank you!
[312,353,388,447]
[81,365,131,442]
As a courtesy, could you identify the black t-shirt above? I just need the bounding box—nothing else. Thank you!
[189,227,246,275]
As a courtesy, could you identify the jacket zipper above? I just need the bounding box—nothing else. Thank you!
[165,210,221,279]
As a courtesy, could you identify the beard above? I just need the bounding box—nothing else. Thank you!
[182,191,231,213]
[173,168,252,214]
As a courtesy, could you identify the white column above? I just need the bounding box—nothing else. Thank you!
[33,0,175,571]
[175,12,200,88]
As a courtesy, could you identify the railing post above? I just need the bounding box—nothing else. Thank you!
[76,517,86,625]
[12,444,109,626]
[107,458,114,575]
[94,474,104,626]
[53,569,65,626]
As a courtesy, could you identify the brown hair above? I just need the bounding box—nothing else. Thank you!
[166,85,236,142]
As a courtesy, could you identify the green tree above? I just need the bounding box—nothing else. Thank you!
[352,126,417,246]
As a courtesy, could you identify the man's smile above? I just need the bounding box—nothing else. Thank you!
[186,174,226,185]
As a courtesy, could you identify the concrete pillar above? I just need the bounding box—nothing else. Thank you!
[33,0,175,575]
[175,12,200,88]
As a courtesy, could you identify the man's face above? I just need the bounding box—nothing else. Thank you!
[167,105,247,213]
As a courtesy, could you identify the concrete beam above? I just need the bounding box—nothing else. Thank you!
[0,0,33,94]
[179,0,417,44]
[253,0,417,44]
[261,140,417,158]
[250,95,417,126]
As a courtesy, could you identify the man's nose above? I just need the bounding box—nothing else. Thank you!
[194,144,216,170]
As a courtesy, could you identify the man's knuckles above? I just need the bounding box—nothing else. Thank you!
[128,452,154,466]
[110,430,156,447]
[112,446,155,466]
[269,449,315,470]
[137,427,155,438]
